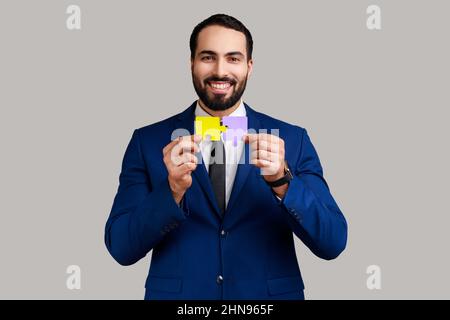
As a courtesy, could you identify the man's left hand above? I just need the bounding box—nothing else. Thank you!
[244,133,288,198]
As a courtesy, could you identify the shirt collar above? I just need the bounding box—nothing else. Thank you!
[194,99,246,118]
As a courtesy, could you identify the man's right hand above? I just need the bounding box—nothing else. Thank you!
[163,134,202,205]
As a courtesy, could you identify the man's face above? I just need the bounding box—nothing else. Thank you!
[191,25,253,111]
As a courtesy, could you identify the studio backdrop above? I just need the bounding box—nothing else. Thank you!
[0,0,449,299]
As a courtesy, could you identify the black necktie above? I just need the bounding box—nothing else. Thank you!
[209,140,226,216]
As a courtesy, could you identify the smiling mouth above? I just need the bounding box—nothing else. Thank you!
[207,81,233,94]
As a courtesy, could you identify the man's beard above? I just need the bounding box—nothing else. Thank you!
[192,73,247,111]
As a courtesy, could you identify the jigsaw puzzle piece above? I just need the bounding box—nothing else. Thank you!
[222,116,248,146]
[195,116,227,141]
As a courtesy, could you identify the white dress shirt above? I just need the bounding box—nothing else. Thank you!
[195,99,246,208]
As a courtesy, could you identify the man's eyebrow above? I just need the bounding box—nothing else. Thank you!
[225,51,245,58]
[198,50,245,58]
[198,50,217,56]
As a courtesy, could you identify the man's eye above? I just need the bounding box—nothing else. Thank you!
[202,56,213,61]
[230,57,240,63]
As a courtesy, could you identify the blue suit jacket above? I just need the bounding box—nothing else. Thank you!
[105,102,347,300]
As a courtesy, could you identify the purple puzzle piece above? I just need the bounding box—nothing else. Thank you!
[222,116,248,146]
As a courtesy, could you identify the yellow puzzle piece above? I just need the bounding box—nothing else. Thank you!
[195,116,228,141]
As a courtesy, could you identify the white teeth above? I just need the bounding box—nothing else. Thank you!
[210,82,231,90]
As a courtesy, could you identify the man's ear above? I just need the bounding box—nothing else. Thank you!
[247,59,254,77]
[190,57,194,70]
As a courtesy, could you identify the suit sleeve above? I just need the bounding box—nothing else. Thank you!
[104,129,187,266]
[280,128,348,260]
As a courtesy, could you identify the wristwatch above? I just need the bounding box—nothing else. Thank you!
[264,162,293,188]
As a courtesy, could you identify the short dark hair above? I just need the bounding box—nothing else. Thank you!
[190,14,253,61]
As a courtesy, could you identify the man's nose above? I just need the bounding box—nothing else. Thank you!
[213,58,228,78]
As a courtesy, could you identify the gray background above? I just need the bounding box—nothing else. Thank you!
[0,0,449,299]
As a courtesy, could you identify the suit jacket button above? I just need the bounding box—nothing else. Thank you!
[217,275,224,284]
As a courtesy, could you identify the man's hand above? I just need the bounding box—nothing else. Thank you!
[244,133,289,198]
[163,134,202,205]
